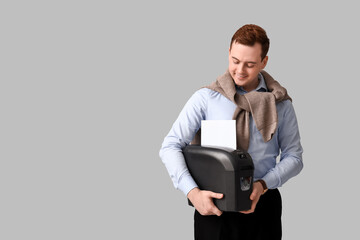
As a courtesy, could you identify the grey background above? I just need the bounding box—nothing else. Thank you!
[1,0,359,239]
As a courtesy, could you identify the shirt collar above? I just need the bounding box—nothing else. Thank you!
[236,72,268,94]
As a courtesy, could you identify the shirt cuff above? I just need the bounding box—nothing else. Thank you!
[178,173,198,196]
[261,170,281,190]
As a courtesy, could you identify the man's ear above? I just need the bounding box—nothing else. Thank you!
[261,56,268,69]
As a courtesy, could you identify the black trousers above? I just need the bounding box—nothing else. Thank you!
[194,189,282,240]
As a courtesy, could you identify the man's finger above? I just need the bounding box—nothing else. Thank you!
[240,209,253,214]
[241,205,255,214]
[240,197,257,214]
[212,206,223,216]
[210,192,223,199]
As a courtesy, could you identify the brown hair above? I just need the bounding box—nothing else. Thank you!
[230,24,270,60]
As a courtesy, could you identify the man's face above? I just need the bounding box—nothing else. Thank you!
[228,42,268,92]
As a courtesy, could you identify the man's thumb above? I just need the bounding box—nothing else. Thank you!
[250,190,258,200]
[211,192,223,199]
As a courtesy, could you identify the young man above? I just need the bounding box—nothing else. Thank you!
[159,24,303,240]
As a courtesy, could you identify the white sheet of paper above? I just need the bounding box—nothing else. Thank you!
[201,120,236,150]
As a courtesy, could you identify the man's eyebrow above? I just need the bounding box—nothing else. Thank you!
[231,56,257,64]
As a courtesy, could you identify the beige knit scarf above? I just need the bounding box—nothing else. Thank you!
[191,69,292,151]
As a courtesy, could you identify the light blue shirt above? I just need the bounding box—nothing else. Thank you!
[159,73,303,196]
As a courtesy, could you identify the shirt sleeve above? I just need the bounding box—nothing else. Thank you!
[159,89,209,196]
[262,100,304,189]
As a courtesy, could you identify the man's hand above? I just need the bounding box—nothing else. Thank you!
[187,187,223,216]
[240,181,264,214]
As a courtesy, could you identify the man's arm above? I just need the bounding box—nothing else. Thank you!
[262,100,304,189]
[159,89,206,195]
[159,88,223,216]
[240,100,303,214]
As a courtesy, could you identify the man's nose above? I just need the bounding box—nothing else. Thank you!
[237,63,246,73]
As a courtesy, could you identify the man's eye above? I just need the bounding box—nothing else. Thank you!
[247,64,255,68]
[233,61,239,64]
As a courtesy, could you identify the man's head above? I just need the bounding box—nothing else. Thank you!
[228,24,270,92]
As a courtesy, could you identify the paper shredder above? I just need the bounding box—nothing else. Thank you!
[183,145,254,211]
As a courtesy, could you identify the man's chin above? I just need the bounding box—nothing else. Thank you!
[234,79,247,87]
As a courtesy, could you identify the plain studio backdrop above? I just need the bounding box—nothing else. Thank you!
[1,1,359,239]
